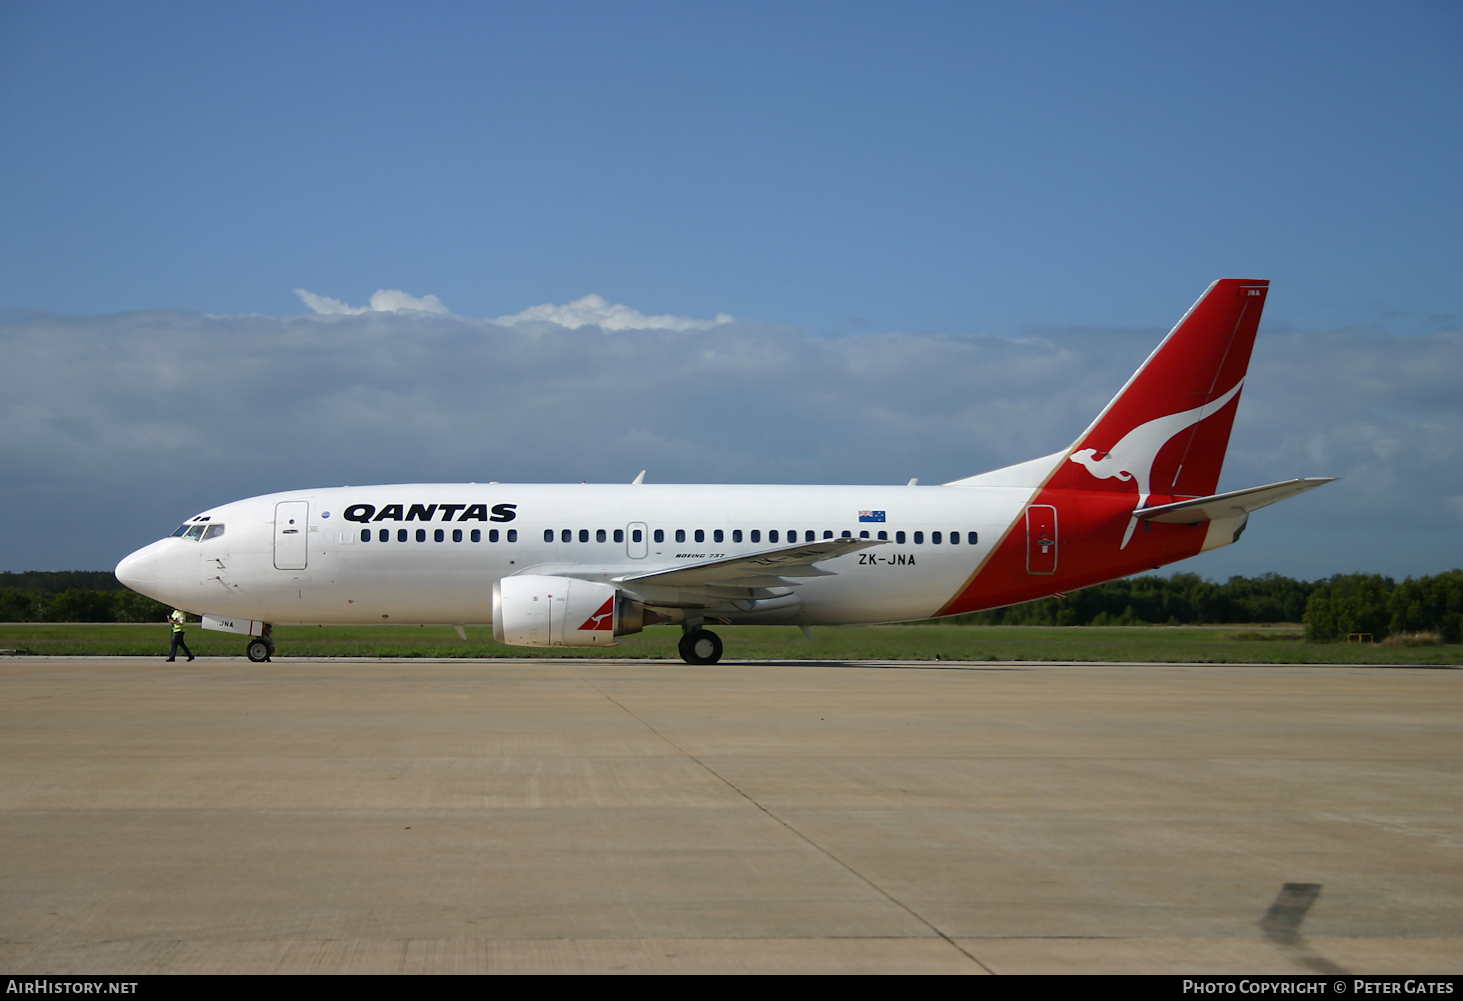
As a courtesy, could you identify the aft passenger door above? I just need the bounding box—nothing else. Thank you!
[1025,505,1057,574]
[274,501,309,570]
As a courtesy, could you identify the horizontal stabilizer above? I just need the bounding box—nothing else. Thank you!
[1137,478,1337,524]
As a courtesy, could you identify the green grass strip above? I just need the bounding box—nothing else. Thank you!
[1,623,1459,664]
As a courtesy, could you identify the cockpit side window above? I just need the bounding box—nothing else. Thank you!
[184,524,206,541]
[202,524,225,541]
[171,524,191,537]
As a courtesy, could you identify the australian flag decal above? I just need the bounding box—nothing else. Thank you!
[858,510,886,523]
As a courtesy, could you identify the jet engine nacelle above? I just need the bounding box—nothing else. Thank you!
[492,574,650,648]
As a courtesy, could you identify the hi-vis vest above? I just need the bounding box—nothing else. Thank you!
[170,611,185,633]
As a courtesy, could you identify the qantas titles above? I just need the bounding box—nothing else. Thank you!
[342,503,517,523]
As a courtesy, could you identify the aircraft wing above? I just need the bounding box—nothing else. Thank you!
[1136,477,1337,524]
[613,536,888,589]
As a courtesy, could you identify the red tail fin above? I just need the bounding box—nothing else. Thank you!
[937,279,1275,616]
[1053,278,1268,502]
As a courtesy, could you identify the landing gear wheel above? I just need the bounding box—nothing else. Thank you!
[678,629,723,666]
[246,639,272,663]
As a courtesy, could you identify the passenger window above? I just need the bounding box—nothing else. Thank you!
[769,530,778,543]
[506,529,517,542]
[379,529,389,542]
[576,529,587,543]
[562,529,572,543]
[185,524,206,541]
[434,529,445,542]
[950,531,959,545]
[694,529,704,543]
[675,529,686,543]
[597,529,607,543]
[877,531,887,541]
[732,529,742,542]
[654,529,664,543]
[630,529,641,543]
[398,529,408,542]
[841,530,851,538]
[361,529,371,542]
[544,529,554,543]
[468,529,478,542]
[416,529,427,542]
[824,530,833,539]
[968,531,978,545]
[914,531,924,544]
[202,524,225,540]
[453,528,462,542]
[714,529,723,543]
[932,531,942,544]
[614,529,624,543]
[895,531,906,544]
[750,530,760,543]
[859,530,869,539]
[487,529,497,542]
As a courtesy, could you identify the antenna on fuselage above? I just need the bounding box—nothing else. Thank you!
[632,470,646,485]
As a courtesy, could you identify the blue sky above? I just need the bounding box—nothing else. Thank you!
[1,1,1460,578]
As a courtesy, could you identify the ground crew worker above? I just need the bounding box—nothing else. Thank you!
[166,609,195,662]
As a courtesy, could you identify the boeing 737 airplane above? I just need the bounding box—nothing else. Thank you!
[115,279,1333,664]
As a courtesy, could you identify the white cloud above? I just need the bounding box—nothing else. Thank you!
[295,288,451,315]
[493,293,734,331]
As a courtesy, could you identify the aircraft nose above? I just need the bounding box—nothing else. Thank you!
[115,546,158,589]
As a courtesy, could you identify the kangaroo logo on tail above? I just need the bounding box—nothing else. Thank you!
[1070,378,1244,548]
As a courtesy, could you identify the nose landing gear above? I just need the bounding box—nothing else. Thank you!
[678,627,723,665]
[245,624,275,663]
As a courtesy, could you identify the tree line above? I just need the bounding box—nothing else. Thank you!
[0,571,172,623]
[1300,571,1462,643]
[3,569,1459,642]
[950,569,1462,642]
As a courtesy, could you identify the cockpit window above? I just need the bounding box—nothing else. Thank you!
[184,524,206,541]
[202,524,225,540]
[171,524,191,537]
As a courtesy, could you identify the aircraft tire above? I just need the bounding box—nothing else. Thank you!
[246,639,271,663]
[678,629,723,666]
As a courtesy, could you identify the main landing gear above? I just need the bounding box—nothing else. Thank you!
[678,627,723,665]
[245,624,275,663]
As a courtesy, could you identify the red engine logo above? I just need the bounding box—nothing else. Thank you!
[578,597,614,631]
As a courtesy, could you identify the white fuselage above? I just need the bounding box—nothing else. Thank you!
[115,480,1046,627]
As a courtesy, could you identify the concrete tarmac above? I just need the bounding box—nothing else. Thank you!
[0,656,1458,975]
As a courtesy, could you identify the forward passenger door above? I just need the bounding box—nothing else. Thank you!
[274,501,309,570]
